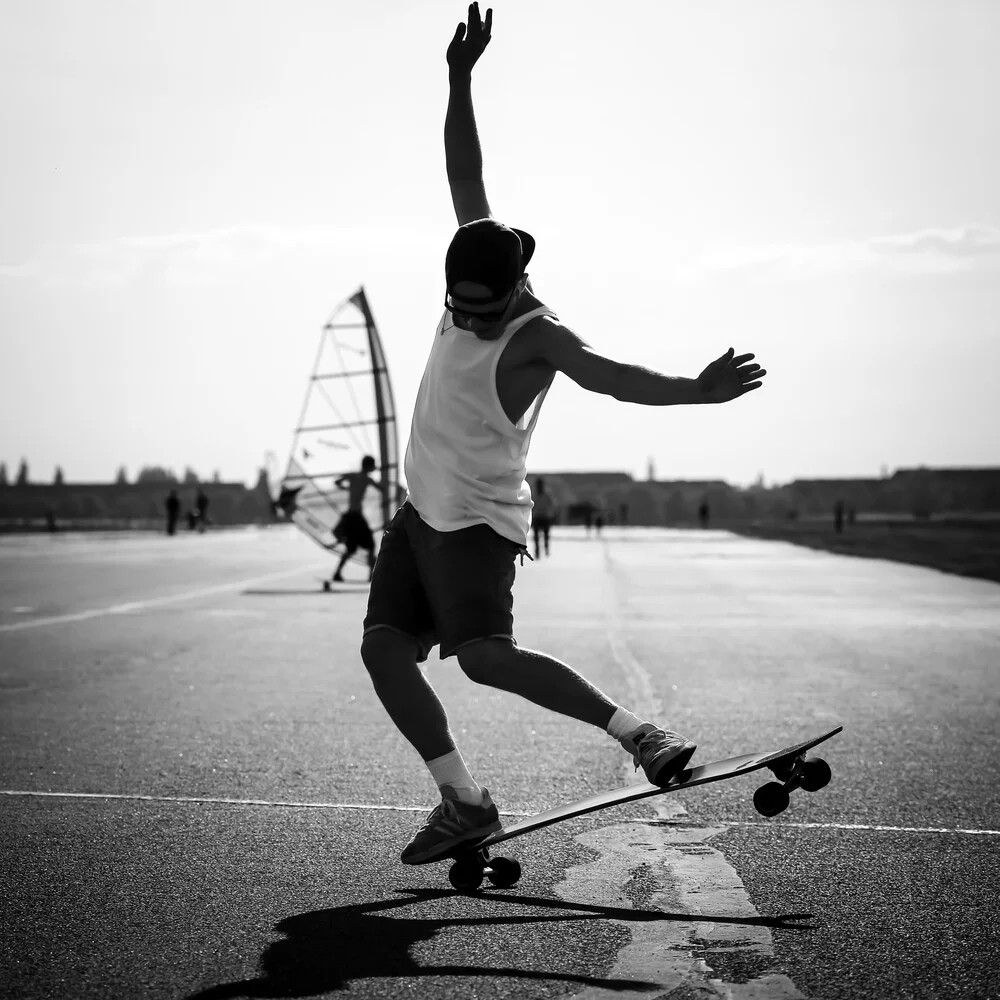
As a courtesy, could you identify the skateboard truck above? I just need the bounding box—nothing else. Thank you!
[448,846,521,893]
[753,754,833,817]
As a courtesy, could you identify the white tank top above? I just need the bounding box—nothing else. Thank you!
[404,303,557,545]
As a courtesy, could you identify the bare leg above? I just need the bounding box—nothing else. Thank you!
[333,548,351,581]
[455,640,695,788]
[360,628,456,761]
[457,639,617,730]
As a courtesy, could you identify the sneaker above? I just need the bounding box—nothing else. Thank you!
[400,787,502,865]
[621,724,697,786]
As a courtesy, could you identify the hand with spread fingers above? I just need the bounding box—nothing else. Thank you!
[447,2,493,77]
[696,348,768,403]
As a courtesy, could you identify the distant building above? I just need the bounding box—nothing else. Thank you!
[523,466,1000,526]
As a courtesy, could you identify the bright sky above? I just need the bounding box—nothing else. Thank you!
[2,0,998,487]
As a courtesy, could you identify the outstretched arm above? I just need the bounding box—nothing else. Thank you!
[445,3,493,224]
[366,474,389,496]
[536,318,767,405]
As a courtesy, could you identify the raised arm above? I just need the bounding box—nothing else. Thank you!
[535,317,767,406]
[445,3,493,224]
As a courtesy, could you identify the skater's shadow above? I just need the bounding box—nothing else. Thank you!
[184,888,814,998]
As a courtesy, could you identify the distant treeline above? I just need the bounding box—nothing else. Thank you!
[0,465,273,531]
[2,463,998,533]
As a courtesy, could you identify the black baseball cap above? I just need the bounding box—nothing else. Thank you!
[445,218,535,315]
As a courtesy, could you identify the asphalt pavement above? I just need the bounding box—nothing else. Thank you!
[1,524,998,999]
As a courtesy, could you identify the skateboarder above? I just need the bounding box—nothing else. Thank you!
[332,456,384,582]
[360,3,768,865]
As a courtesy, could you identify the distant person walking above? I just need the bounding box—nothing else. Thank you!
[165,490,180,535]
[195,488,210,533]
[833,499,845,534]
[698,501,710,529]
[360,2,768,867]
[531,477,557,558]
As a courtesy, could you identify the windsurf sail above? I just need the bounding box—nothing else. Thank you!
[274,287,400,561]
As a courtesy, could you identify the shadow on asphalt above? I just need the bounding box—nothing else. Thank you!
[183,888,815,998]
[241,587,370,596]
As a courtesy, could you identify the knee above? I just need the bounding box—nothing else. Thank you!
[456,638,514,685]
[360,628,416,681]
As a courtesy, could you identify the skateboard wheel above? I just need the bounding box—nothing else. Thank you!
[485,856,521,889]
[754,781,790,817]
[799,757,832,792]
[322,581,331,592]
[449,858,485,892]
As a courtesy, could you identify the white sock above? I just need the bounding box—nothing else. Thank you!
[425,749,483,805]
[606,706,647,742]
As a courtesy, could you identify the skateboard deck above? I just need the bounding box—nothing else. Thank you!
[437,725,843,892]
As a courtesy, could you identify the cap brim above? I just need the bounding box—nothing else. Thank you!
[512,228,535,270]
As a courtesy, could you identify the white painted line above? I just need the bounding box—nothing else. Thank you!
[0,789,533,817]
[0,564,328,634]
[5,790,995,836]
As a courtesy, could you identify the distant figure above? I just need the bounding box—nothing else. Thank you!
[531,477,557,558]
[332,455,386,582]
[45,508,58,533]
[594,510,604,535]
[165,490,181,535]
[195,489,210,533]
[619,502,628,526]
[833,499,845,534]
[698,501,710,529]
[583,503,594,535]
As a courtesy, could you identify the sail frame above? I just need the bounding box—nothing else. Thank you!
[275,287,400,565]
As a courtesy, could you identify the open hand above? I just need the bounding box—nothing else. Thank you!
[447,2,493,76]
[696,348,767,403]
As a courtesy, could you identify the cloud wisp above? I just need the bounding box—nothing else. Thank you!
[670,225,1000,282]
[0,223,428,286]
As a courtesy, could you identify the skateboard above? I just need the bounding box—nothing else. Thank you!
[433,725,843,892]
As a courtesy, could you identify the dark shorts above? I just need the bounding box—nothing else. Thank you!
[335,510,375,553]
[363,502,524,661]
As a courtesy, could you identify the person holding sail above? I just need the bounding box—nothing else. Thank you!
[361,2,768,864]
[333,455,384,582]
